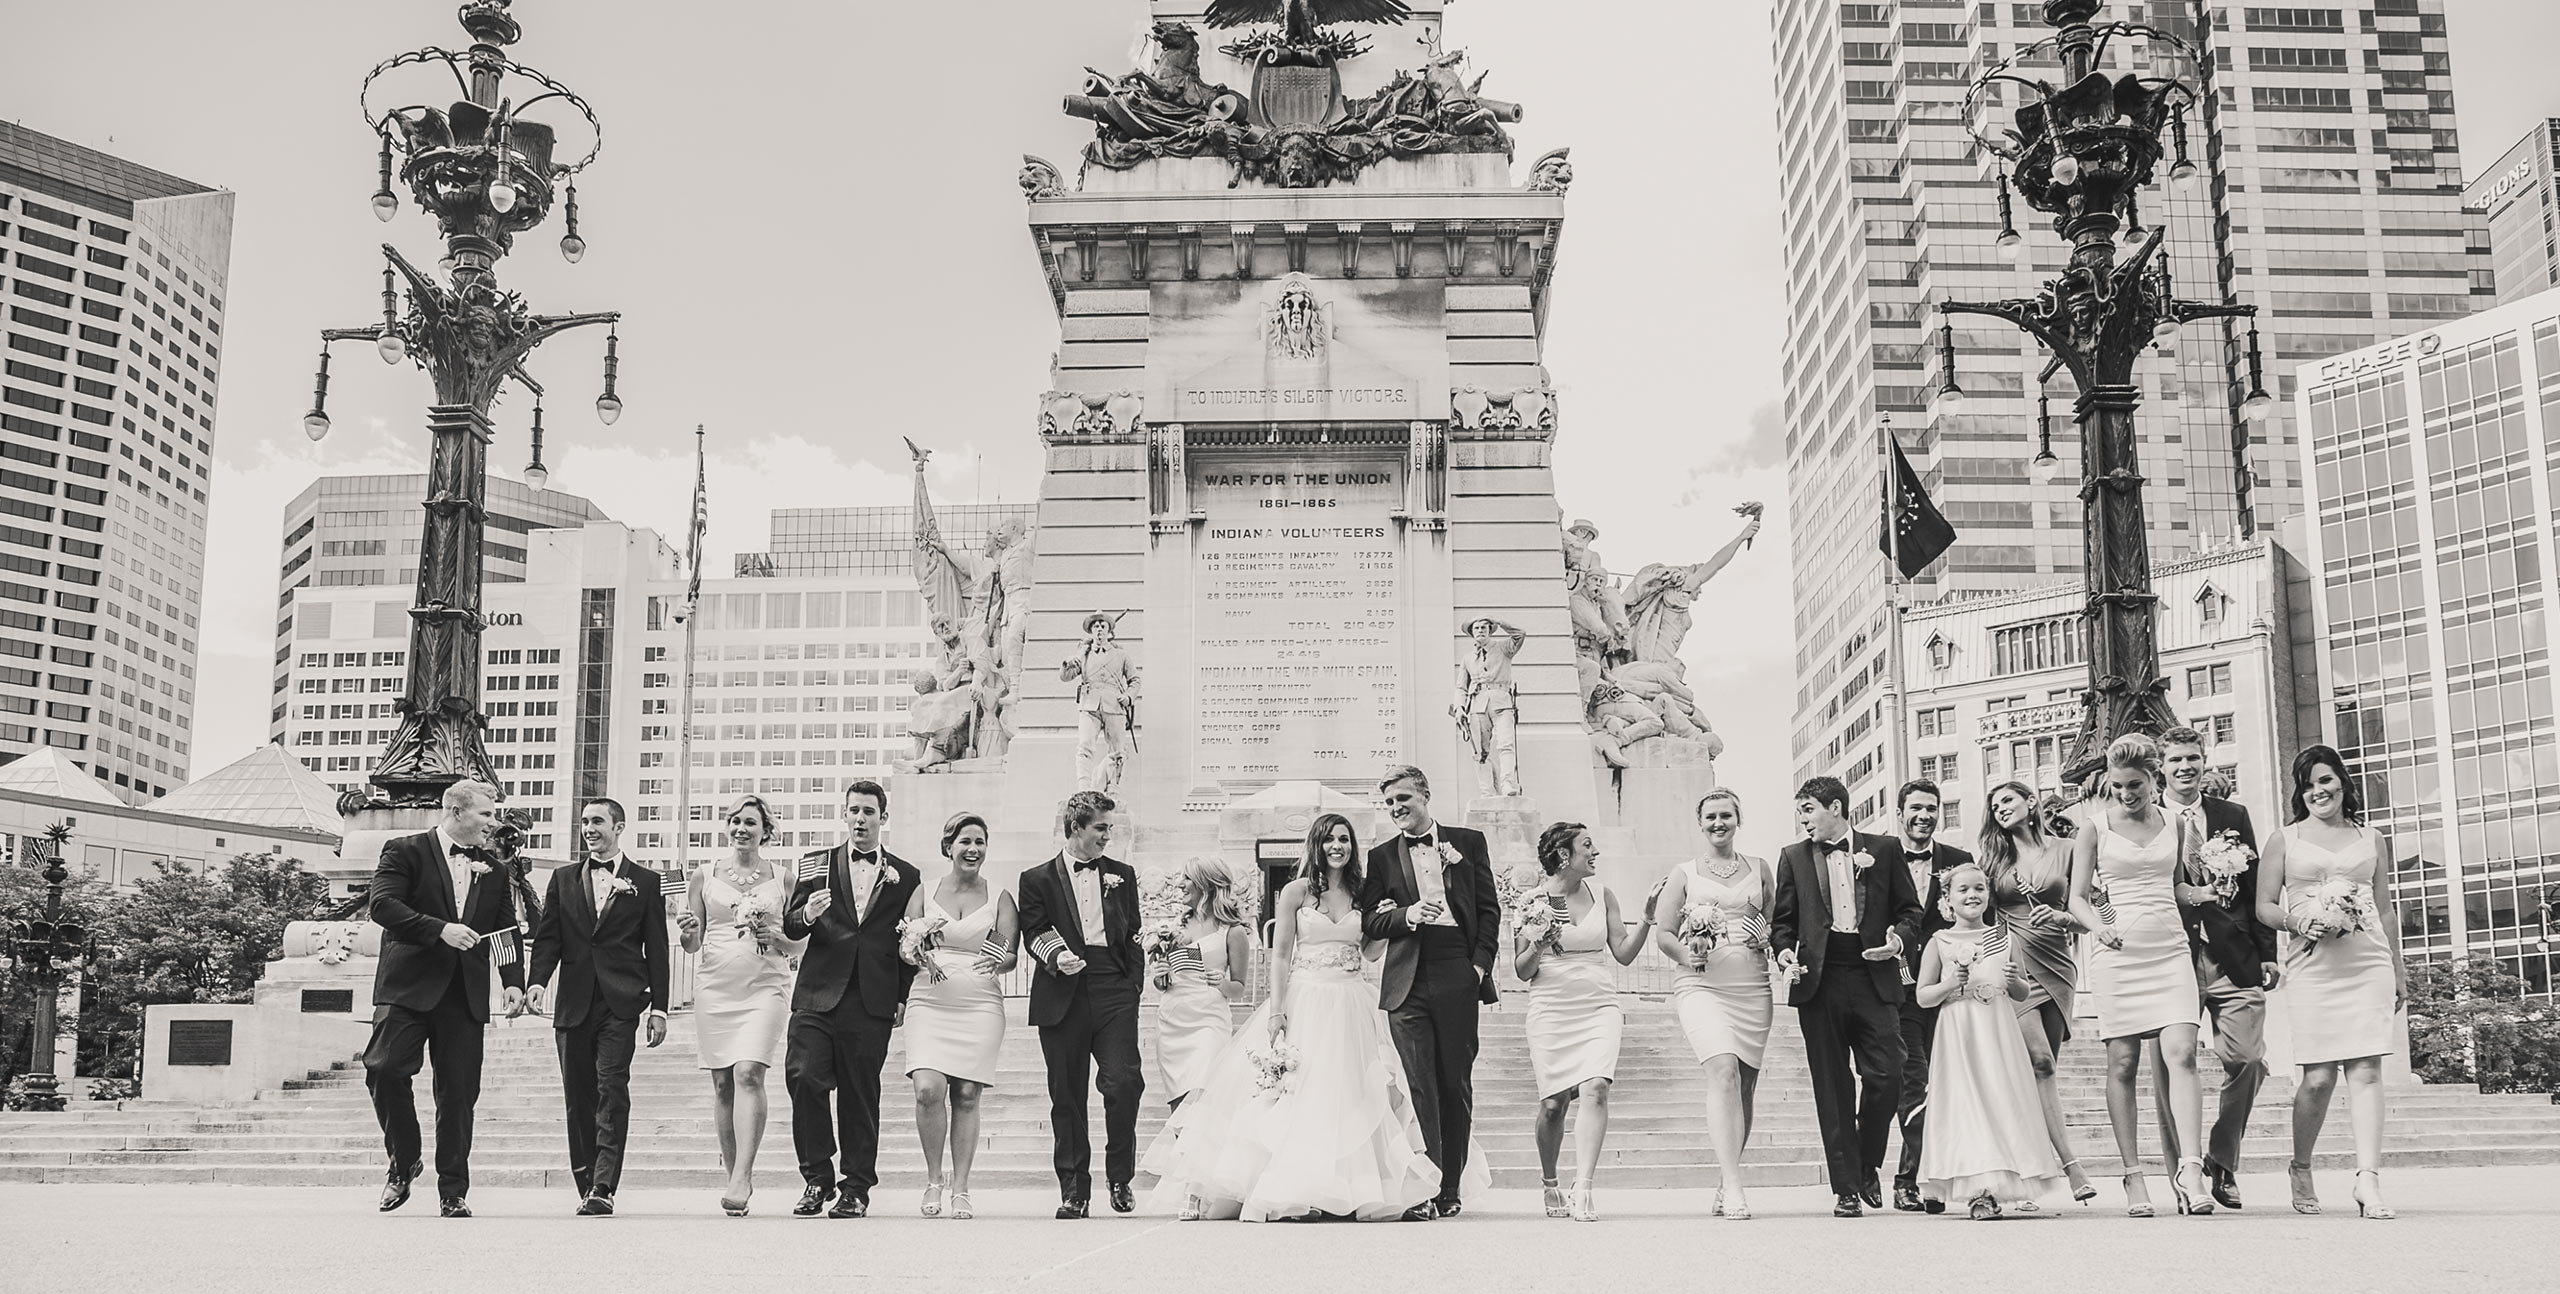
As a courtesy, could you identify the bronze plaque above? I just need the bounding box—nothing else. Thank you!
[1251,64,1341,130]
[300,989,355,1014]
[166,1019,234,1067]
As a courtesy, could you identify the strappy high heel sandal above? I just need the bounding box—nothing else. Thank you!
[2172,1157,2215,1216]
[2122,1171,2154,1218]
[949,1190,974,1220]
[1178,1194,1204,1222]
[1542,1178,1569,1219]
[1567,1179,1598,1222]
[921,1180,945,1217]
[1967,1191,2003,1221]
[1722,1188,1752,1221]
[2061,1158,2097,1204]
[1710,1188,1723,1217]
[2288,1162,2321,1215]
[2351,1169,2394,1219]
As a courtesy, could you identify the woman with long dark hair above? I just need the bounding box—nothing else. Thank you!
[1142,812,1462,1220]
[2255,744,2404,1218]
[674,794,802,1215]
[1977,780,2095,1202]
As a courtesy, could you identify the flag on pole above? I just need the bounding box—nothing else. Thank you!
[1880,426,1957,580]
[684,425,708,608]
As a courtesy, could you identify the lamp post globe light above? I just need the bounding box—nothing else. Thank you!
[1938,0,2272,779]
[4,824,88,1112]
[307,0,620,813]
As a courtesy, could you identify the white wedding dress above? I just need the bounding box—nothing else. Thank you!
[1142,903,1483,1220]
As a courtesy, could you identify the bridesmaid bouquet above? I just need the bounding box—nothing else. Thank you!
[2297,877,2375,941]
[1510,893,1568,955]
[1676,902,1726,961]
[732,891,777,954]
[897,914,950,983]
[2195,831,2257,907]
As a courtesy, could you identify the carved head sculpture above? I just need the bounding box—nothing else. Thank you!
[930,613,959,646]
[1527,147,1573,193]
[985,516,1027,553]
[914,672,942,696]
[1018,155,1065,200]
[1565,519,1599,544]
[1271,128,1325,188]
[1466,617,1498,640]
[1151,20,1201,68]
[1083,611,1116,645]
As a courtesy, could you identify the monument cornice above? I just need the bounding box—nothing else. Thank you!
[1025,191,1565,228]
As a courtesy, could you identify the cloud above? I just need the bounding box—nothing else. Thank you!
[1679,400,1786,505]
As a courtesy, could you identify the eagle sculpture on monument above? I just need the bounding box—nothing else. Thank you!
[1203,0,1411,43]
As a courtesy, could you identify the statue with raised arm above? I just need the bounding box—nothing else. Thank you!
[1619,501,1762,667]
[1452,617,1526,798]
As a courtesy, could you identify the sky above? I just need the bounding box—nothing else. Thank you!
[5,1,2557,861]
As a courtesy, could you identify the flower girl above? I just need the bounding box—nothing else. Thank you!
[1914,863,2066,1219]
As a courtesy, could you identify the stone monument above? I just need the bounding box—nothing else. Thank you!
[886,1,1720,902]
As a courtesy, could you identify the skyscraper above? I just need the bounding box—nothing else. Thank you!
[0,122,234,801]
[2466,118,2560,307]
[1776,2,2488,821]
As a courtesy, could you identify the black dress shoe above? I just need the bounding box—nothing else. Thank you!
[577,1192,615,1217]
[1859,1173,1885,1210]
[1923,1196,1946,1215]
[1893,1184,1925,1212]
[379,1160,422,1213]
[1108,1181,1135,1213]
[792,1183,835,1217]
[439,1197,472,1219]
[1056,1196,1090,1220]
[1433,1198,1462,1218]
[827,1194,868,1219]
[1834,1194,1865,1218]
[2208,1162,2243,1211]
[1400,1202,1437,1221]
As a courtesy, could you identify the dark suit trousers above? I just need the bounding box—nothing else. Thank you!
[1799,941,1904,1196]
[2156,961,2269,1172]
[786,990,895,1200]
[556,1006,639,1197]
[1894,999,1938,1189]
[1388,927,1480,1203]
[363,974,483,1198]
[1038,969,1144,1197]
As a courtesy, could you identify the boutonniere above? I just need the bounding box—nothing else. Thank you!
[464,859,492,878]
[1436,842,1462,869]
[1101,873,1124,893]
[606,876,636,901]
[1851,850,1877,874]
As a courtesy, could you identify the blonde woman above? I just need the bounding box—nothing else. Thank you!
[1978,781,2096,1203]
[1517,821,1655,1222]
[1652,788,1774,1219]
[675,795,801,1216]
[899,813,1017,1220]
[1154,859,1252,1107]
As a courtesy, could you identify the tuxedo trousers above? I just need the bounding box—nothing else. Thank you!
[556,1006,639,1197]
[1038,970,1144,1197]
[1799,942,1904,1196]
[363,974,484,1199]
[1894,999,1939,1190]
[1388,927,1481,1204]
[786,989,895,1200]
[2156,963,2268,1173]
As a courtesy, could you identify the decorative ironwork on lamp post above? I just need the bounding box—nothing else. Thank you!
[308,0,621,810]
[1940,0,2271,778]
[4,823,87,1111]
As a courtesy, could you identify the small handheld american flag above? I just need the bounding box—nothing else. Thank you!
[1165,945,1205,977]
[977,937,1008,965]
[1029,929,1070,963]
[796,852,831,883]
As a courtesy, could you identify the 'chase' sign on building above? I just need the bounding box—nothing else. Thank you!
[2310,331,2441,389]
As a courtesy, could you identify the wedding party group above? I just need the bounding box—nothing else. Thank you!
[354,731,2404,1226]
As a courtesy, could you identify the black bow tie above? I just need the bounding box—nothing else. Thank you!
[1072,856,1104,872]
[1404,834,1435,846]
[1817,838,1853,854]
[1906,851,1935,864]
[848,851,878,867]
[449,843,486,861]
[587,856,618,871]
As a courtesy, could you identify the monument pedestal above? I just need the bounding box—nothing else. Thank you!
[140,921,379,1107]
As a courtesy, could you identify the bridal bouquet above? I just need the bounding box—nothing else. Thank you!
[1139,916,1186,988]
[732,890,778,954]
[1676,902,1726,961]
[2195,830,2257,908]
[897,913,949,983]
[1246,1036,1300,1103]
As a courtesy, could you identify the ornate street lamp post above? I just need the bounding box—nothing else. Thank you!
[4,824,88,1112]
[308,0,619,811]
[1941,0,2269,777]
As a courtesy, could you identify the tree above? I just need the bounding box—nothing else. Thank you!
[75,853,335,1080]
[0,855,109,1091]
[2406,954,2560,1096]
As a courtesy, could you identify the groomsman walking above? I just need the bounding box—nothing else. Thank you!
[1771,775,1923,1217]
[2157,727,2275,1209]
[1888,779,1973,1213]
[1018,790,1146,1217]
[528,798,671,1216]
[781,779,922,1218]
[361,780,526,1217]
[1358,765,1499,1220]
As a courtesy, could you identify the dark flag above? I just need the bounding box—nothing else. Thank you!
[1880,426,1956,580]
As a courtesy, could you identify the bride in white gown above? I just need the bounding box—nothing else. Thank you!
[1143,813,1482,1221]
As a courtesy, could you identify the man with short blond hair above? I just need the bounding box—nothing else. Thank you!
[2157,725,2272,1210]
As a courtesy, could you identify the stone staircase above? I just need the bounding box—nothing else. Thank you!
[5,997,2557,1191]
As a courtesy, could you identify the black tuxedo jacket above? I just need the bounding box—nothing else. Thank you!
[782,843,921,1020]
[1900,839,1978,978]
[1769,830,1924,1007]
[2171,794,2277,989]
[1356,823,1501,1010]
[529,856,672,1030]
[1017,851,1142,1029]
[366,829,527,1023]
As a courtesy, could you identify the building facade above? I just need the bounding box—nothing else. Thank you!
[1777,1,2490,823]
[1,122,235,801]
[2466,118,2560,307]
[1897,538,2313,836]
[274,501,1030,882]
[0,746,340,891]
[2297,287,2560,995]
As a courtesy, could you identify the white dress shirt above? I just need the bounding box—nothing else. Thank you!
[1406,830,1458,927]
[588,853,625,913]
[1068,856,1107,945]
[1820,838,1859,934]
[1903,844,1933,914]
[846,849,880,923]
[433,826,474,918]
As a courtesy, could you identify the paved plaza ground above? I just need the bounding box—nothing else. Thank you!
[3,1165,2549,1292]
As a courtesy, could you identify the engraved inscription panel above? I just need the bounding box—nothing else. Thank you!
[1191,454,1404,785]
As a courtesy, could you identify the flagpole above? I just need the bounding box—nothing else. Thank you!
[1881,415,1913,824]
[677,425,705,886]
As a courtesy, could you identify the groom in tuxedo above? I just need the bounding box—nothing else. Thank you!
[528,798,670,1216]
[1019,790,1146,1217]
[362,779,526,1217]
[1886,778,1973,1213]
[1358,765,1499,1220]
[782,779,921,1218]
[1771,775,1923,1217]
[2158,726,2275,1209]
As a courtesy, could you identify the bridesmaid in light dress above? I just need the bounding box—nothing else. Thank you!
[1977,781,2096,1203]
[2069,734,2212,1218]
[898,813,1017,1220]
[676,795,802,1215]
[1651,788,1774,1220]
[1152,857,1251,1220]
[2254,745,2406,1219]
[1517,822,1655,1222]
